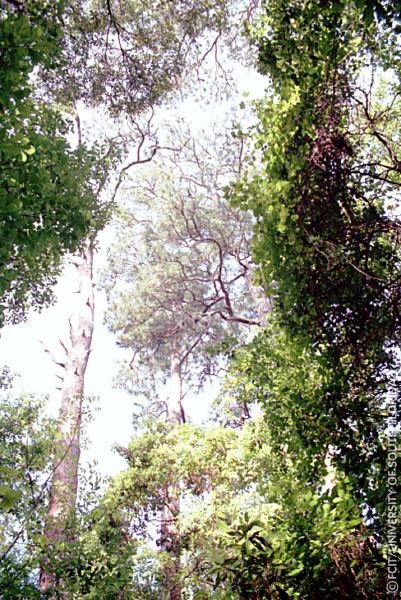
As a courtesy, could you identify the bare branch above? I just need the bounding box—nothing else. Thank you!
[40,340,66,370]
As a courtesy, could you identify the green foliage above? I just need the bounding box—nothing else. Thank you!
[208,380,387,598]
[41,518,138,598]
[1,2,399,597]
[211,489,385,599]
[98,411,389,599]
[103,419,270,596]
[0,2,111,325]
[0,3,63,111]
[237,0,401,370]
[0,404,142,598]
[0,469,21,512]
[0,385,55,522]
[213,2,401,595]
[36,460,167,599]
[102,124,255,408]
[0,107,110,325]
[0,554,42,600]
[227,0,401,529]
[0,371,57,598]
[39,0,240,116]
[223,324,395,515]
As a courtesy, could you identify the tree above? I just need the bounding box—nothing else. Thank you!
[1,0,242,325]
[0,2,111,325]
[101,403,386,599]
[33,1,261,592]
[37,111,160,594]
[33,0,261,589]
[39,0,257,117]
[104,416,277,598]
[0,370,134,598]
[38,239,96,594]
[103,121,259,410]
[102,120,260,598]
[0,370,56,598]
[232,0,401,498]
[216,0,401,594]
[239,0,401,365]
[216,323,390,598]
[6,1,400,597]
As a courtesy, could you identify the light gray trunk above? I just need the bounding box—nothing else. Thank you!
[160,344,184,600]
[167,348,184,424]
[40,240,95,595]
[245,264,270,326]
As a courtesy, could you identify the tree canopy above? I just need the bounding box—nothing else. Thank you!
[0,1,111,324]
[0,0,400,598]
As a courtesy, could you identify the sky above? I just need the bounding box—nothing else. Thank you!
[0,228,134,477]
[0,229,225,478]
[0,64,267,481]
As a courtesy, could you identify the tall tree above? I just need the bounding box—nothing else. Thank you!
[103,124,259,410]
[39,240,96,594]
[218,0,401,595]
[38,111,160,594]
[35,2,261,592]
[103,122,260,598]
[234,0,401,502]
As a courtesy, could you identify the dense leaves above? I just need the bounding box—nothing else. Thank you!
[0,370,56,598]
[0,2,110,325]
[227,0,401,515]
[220,0,401,595]
[99,412,388,599]
[38,0,248,116]
[238,0,401,367]
[102,124,256,411]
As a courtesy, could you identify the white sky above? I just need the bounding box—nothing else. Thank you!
[0,228,133,476]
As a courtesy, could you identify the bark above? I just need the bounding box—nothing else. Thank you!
[39,240,95,595]
[167,347,185,424]
[160,341,185,600]
[244,263,270,326]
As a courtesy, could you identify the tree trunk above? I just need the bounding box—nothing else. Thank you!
[245,263,270,326]
[160,344,185,600]
[39,240,95,595]
[167,347,185,424]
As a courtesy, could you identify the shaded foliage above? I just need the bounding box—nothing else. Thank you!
[0,2,111,325]
[0,370,56,598]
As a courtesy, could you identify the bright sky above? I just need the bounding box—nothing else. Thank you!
[0,228,134,476]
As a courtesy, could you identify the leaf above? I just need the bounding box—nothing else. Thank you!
[288,566,304,577]
[0,465,20,477]
[0,484,21,510]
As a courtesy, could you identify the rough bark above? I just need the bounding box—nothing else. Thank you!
[160,341,185,600]
[39,240,95,595]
